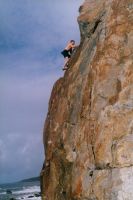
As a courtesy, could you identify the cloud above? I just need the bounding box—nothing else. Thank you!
[0,132,43,182]
[0,0,83,183]
[0,0,83,53]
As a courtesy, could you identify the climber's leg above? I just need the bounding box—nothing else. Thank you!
[64,57,69,66]
[62,57,69,70]
[61,49,71,70]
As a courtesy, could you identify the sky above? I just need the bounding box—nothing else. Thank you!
[0,0,83,184]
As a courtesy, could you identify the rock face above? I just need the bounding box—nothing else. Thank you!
[40,0,133,199]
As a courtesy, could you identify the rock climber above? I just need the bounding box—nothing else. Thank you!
[61,40,77,70]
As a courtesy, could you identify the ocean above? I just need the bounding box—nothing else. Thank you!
[0,180,41,200]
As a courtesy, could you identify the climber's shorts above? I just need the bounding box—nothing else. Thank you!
[61,50,71,58]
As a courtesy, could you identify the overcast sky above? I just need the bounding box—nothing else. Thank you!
[0,0,83,184]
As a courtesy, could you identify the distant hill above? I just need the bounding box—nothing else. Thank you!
[20,176,40,182]
[0,177,40,186]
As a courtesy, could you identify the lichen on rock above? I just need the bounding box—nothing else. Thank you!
[40,0,133,199]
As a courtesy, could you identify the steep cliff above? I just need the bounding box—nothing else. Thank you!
[40,0,133,199]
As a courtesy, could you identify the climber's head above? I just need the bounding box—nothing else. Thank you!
[70,40,75,45]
